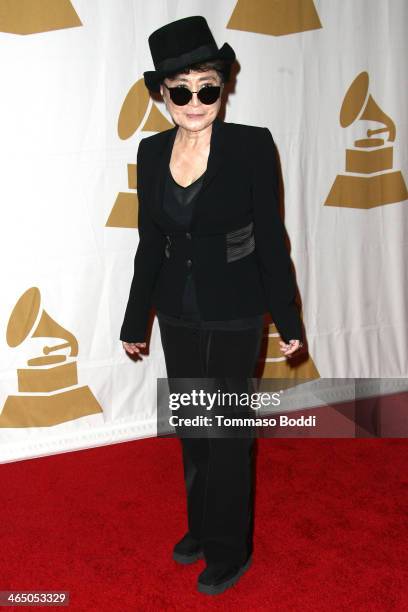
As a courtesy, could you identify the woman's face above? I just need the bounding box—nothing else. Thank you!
[159,69,224,132]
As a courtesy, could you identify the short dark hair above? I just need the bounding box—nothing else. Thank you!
[161,59,230,86]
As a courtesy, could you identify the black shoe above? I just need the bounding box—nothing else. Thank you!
[197,554,253,595]
[173,532,204,564]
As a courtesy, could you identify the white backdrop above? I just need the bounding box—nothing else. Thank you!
[1,0,407,462]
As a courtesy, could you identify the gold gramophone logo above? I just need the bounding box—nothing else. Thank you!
[0,0,81,34]
[106,78,173,229]
[227,0,322,35]
[325,71,408,209]
[0,287,102,428]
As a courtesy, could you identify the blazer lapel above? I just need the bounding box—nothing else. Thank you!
[151,115,228,231]
[190,116,227,231]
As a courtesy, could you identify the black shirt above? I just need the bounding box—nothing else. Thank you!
[157,165,264,330]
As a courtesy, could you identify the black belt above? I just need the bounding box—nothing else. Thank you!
[164,221,255,263]
[226,221,255,262]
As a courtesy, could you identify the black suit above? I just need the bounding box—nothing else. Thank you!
[120,115,303,344]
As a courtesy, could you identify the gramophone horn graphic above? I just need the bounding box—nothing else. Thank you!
[0,287,102,428]
[325,71,408,209]
[106,78,173,229]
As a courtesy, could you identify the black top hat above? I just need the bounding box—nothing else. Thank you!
[143,16,236,92]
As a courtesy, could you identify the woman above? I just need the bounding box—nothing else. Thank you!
[120,16,304,596]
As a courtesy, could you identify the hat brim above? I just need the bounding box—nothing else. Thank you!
[143,42,236,93]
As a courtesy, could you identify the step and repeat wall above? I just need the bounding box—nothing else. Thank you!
[1,1,407,461]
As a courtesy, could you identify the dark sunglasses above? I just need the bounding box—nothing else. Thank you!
[162,83,221,106]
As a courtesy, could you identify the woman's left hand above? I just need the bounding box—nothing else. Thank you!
[279,339,304,358]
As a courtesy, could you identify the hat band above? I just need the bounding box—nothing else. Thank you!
[155,43,219,72]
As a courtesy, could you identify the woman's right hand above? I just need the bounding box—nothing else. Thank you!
[122,341,146,357]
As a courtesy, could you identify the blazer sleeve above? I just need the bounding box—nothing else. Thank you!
[251,127,303,344]
[119,138,165,343]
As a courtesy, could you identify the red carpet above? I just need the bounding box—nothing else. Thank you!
[0,436,407,611]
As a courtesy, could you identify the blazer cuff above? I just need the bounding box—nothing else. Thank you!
[269,301,303,345]
[119,301,149,344]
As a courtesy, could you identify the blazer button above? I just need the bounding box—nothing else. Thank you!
[186,232,191,239]
[186,259,192,268]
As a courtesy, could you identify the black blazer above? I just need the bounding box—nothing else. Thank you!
[120,115,303,344]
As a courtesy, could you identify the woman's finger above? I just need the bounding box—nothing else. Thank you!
[123,342,142,354]
[279,340,303,357]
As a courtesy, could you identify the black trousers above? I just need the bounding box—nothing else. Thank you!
[157,315,264,568]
